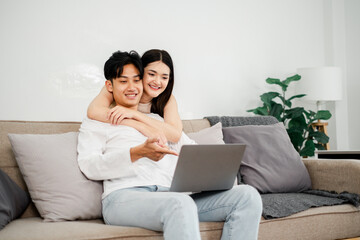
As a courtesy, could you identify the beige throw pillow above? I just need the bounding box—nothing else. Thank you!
[187,122,225,144]
[8,132,102,222]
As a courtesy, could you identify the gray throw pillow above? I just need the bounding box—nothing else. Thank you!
[8,132,103,222]
[222,122,311,193]
[187,122,225,144]
[0,169,30,230]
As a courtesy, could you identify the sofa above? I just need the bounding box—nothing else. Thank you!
[0,119,359,240]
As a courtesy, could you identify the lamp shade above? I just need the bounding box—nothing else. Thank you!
[296,67,342,101]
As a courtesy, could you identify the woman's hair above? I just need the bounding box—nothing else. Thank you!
[141,49,174,118]
[104,50,143,82]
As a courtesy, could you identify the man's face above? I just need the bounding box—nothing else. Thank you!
[105,64,143,109]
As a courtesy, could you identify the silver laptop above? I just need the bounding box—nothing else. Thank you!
[169,144,246,192]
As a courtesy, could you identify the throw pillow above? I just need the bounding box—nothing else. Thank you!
[187,122,225,144]
[0,169,30,230]
[8,132,103,222]
[222,122,311,193]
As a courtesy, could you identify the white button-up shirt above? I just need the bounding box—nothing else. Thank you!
[77,114,194,199]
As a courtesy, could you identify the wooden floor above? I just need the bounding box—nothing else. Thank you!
[342,238,360,240]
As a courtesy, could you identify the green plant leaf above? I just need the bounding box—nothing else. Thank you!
[260,92,280,107]
[247,105,268,116]
[304,110,317,121]
[300,140,315,157]
[287,128,304,151]
[309,110,316,116]
[288,94,306,101]
[288,115,307,130]
[309,131,329,144]
[278,96,292,108]
[266,78,281,85]
[283,74,301,86]
[314,110,332,121]
[315,143,326,150]
[266,78,287,90]
[269,103,283,121]
[285,107,305,119]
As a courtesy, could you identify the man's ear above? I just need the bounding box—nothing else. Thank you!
[105,80,113,93]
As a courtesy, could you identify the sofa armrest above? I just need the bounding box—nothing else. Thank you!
[303,159,360,195]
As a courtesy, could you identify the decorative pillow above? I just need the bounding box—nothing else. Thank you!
[8,132,103,222]
[222,122,311,193]
[187,122,225,144]
[0,169,30,230]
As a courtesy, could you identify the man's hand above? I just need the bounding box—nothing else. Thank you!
[107,106,139,125]
[130,138,178,162]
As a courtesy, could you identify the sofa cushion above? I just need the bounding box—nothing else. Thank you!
[0,205,358,240]
[0,217,224,240]
[259,204,360,240]
[187,122,225,144]
[0,169,30,230]
[8,132,103,222]
[222,122,311,193]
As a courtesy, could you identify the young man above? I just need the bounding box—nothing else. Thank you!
[77,50,263,240]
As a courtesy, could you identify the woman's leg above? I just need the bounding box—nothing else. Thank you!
[192,185,262,240]
[102,185,201,240]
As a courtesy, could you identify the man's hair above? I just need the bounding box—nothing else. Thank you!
[104,50,143,82]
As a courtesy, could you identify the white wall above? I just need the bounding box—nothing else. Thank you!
[0,0,358,149]
[345,0,360,149]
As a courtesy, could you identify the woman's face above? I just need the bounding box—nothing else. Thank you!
[142,61,170,101]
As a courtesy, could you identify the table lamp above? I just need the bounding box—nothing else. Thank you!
[296,66,342,150]
[296,67,342,110]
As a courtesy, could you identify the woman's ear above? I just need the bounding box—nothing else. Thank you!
[105,80,113,93]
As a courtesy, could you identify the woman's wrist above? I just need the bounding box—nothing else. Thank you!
[132,110,143,121]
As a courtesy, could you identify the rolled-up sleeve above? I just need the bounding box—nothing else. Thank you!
[77,120,136,181]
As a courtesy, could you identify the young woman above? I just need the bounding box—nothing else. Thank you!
[87,49,182,144]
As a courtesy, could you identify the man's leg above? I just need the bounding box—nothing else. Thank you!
[191,185,262,240]
[102,185,201,240]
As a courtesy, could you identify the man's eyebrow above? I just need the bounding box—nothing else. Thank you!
[149,69,169,76]
[119,74,141,79]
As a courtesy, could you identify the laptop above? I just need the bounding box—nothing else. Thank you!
[169,144,246,193]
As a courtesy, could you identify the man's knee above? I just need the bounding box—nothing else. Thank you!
[162,193,198,221]
[168,194,198,212]
[234,185,262,213]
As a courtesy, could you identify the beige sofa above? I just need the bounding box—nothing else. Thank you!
[0,119,359,240]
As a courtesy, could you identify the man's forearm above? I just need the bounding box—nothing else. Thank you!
[130,143,145,162]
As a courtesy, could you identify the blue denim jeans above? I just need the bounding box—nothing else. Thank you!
[102,185,262,240]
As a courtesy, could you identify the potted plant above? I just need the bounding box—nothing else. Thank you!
[247,74,331,157]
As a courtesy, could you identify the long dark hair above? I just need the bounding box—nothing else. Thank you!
[141,49,174,118]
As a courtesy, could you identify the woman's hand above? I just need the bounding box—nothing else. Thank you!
[107,106,139,125]
[140,125,168,147]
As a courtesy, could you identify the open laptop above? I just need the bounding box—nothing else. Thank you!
[169,144,246,193]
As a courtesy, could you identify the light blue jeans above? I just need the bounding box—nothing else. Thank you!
[102,185,262,240]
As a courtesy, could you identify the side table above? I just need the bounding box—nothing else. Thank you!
[316,150,360,160]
